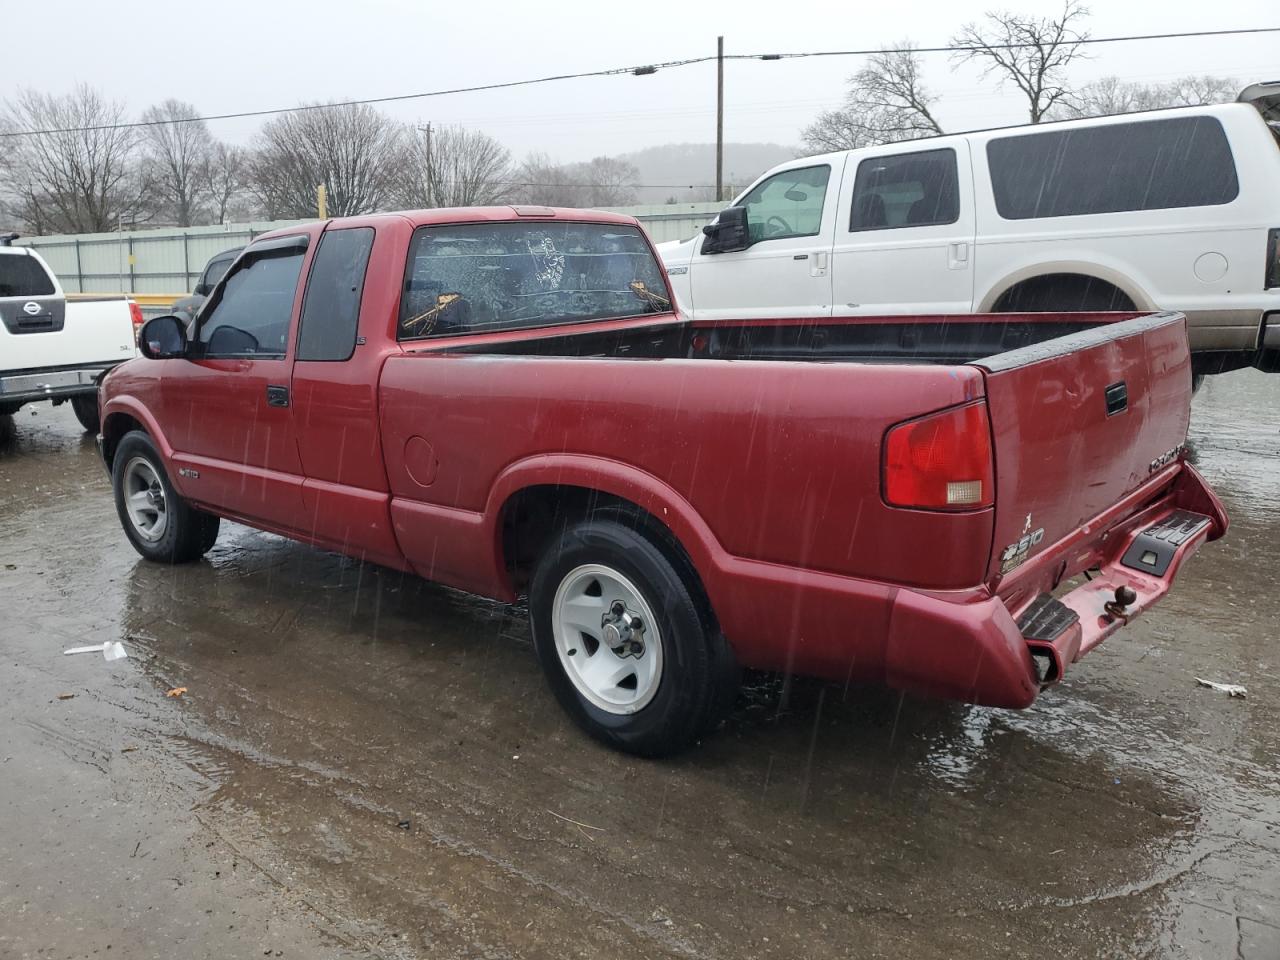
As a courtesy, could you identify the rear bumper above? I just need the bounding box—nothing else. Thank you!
[0,363,117,406]
[880,462,1227,708]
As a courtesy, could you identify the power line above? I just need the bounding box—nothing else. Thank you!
[1,25,1276,139]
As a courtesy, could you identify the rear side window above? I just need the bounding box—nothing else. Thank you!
[399,221,670,339]
[0,253,55,297]
[850,148,959,231]
[297,228,374,361]
[987,116,1239,219]
[197,245,306,358]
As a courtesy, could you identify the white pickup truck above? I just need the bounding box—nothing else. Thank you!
[0,236,141,432]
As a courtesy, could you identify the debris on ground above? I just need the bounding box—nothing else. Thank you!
[56,693,75,701]
[165,686,188,698]
[63,641,128,661]
[1195,677,1247,698]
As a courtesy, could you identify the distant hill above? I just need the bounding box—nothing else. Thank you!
[618,142,799,203]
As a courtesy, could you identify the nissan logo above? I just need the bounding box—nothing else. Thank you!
[22,301,41,316]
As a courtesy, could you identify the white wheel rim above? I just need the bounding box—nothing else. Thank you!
[552,563,663,715]
[122,456,168,542]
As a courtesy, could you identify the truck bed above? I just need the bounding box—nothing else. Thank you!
[441,312,1141,366]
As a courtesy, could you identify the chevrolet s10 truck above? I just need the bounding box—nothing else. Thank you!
[96,206,1227,756]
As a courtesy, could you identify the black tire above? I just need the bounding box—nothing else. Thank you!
[0,402,21,417]
[111,430,220,564]
[529,514,738,757]
[70,394,100,433]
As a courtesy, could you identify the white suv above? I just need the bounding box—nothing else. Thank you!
[659,82,1280,377]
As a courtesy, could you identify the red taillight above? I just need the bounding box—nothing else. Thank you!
[883,402,995,510]
[129,301,145,345]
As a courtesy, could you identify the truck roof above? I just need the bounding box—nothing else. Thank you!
[252,206,643,245]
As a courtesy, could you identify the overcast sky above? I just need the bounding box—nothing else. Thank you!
[4,0,1277,176]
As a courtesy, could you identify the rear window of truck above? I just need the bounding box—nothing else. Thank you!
[987,115,1239,219]
[0,252,55,298]
[399,221,671,340]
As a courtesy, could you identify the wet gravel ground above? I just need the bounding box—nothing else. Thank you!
[1,372,1278,960]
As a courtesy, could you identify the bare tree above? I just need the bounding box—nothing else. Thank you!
[140,99,213,226]
[0,85,147,233]
[572,157,639,206]
[511,153,581,206]
[202,142,250,223]
[248,102,405,219]
[1053,74,1238,120]
[509,154,639,207]
[396,125,512,208]
[1164,75,1239,107]
[803,44,943,152]
[952,1,1091,123]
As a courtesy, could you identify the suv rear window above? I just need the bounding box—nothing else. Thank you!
[399,221,670,339]
[0,253,56,298]
[987,115,1239,219]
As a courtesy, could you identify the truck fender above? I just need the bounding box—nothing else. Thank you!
[100,395,178,476]
[484,454,728,592]
[977,260,1153,313]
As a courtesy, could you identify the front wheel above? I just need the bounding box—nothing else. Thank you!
[70,394,100,433]
[111,430,220,563]
[529,515,737,756]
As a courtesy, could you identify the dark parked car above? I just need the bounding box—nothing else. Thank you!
[171,246,243,330]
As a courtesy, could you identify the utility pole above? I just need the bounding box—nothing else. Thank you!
[419,123,433,207]
[716,36,724,203]
[316,183,328,219]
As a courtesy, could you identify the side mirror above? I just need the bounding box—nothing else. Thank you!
[193,282,210,297]
[701,205,749,254]
[138,315,188,360]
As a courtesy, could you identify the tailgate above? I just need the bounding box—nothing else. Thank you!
[1,297,136,373]
[976,312,1192,583]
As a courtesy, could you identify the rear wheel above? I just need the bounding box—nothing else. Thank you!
[112,430,219,563]
[529,515,737,756]
[0,402,21,417]
[70,394,100,433]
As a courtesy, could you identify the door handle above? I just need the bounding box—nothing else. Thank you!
[266,384,290,407]
[811,251,829,277]
[948,242,970,269]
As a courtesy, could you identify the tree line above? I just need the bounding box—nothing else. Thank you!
[0,92,644,235]
[803,2,1241,152]
[0,3,1251,235]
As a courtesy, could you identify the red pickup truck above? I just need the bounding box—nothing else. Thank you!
[97,206,1227,756]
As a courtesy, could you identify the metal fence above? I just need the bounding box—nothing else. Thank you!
[14,203,720,300]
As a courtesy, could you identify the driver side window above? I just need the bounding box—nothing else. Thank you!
[739,164,831,244]
[197,247,306,359]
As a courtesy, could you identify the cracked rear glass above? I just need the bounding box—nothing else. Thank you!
[399,221,670,338]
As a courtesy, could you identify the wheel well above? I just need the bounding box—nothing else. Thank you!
[101,413,145,469]
[992,273,1137,313]
[499,485,716,626]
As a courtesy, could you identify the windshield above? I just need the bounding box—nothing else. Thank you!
[399,221,670,339]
